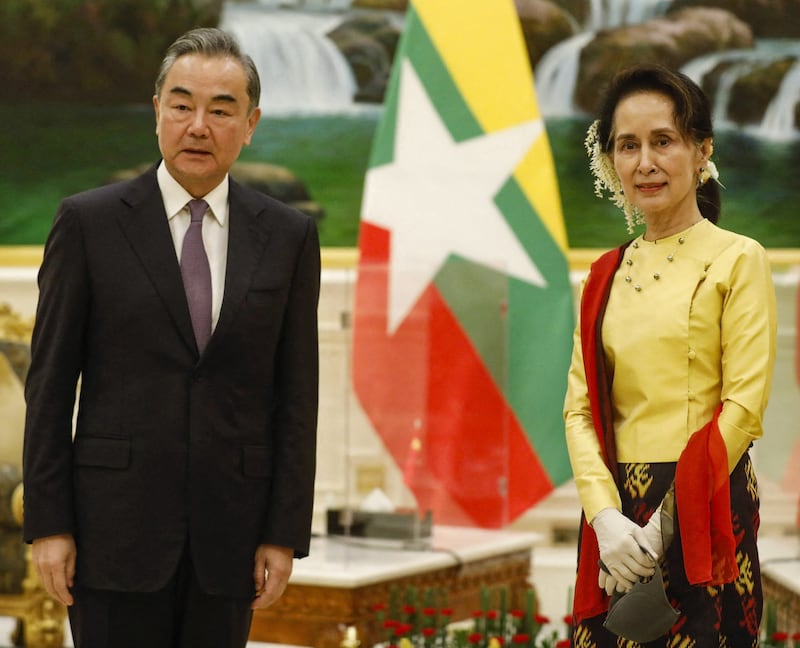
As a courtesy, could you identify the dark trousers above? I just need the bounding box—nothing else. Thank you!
[67,546,254,648]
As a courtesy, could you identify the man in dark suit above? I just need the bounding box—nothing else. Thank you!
[22,27,319,648]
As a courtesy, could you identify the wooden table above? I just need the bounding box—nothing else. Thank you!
[249,525,541,648]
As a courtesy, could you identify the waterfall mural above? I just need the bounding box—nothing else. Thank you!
[761,59,800,140]
[680,42,800,141]
[2,0,800,251]
[535,0,673,117]
[535,0,800,142]
[220,3,358,114]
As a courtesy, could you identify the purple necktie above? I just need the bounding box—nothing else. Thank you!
[180,199,212,353]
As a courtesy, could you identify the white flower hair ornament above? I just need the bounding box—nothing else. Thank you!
[698,142,723,187]
[584,119,644,234]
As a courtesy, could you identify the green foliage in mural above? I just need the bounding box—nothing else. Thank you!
[0,0,223,102]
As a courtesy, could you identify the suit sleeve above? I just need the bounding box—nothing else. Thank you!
[23,201,89,542]
[260,215,320,557]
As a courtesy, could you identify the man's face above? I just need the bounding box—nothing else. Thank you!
[153,53,261,197]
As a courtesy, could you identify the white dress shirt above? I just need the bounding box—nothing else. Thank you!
[157,161,229,332]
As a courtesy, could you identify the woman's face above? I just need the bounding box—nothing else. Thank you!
[610,91,709,225]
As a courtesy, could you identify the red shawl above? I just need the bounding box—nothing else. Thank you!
[572,245,738,624]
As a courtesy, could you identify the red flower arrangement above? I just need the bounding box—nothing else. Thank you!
[760,598,800,647]
[371,589,798,648]
[370,584,569,648]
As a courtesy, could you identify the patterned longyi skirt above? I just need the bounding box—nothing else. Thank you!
[572,452,761,648]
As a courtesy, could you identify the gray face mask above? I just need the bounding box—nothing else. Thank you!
[603,564,680,642]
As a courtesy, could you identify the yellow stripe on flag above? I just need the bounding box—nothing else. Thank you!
[413,0,536,129]
[412,0,568,251]
[519,136,568,250]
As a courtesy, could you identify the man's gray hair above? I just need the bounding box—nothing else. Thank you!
[155,27,261,113]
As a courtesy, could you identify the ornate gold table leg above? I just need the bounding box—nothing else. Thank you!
[21,544,67,648]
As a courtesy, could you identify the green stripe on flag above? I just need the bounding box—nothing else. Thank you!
[434,178,574,482]
[497,179,573,480]
[496,178,571,294]
[508,278,574,481]
[433,258,509,391]
[369,7,482,169]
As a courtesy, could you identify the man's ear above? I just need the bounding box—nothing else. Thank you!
[244,107,262,145]
[153,95,161,135]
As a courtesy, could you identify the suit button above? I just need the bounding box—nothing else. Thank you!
[688,349,696,360]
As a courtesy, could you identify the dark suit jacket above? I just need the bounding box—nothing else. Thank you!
[22,164,320,598]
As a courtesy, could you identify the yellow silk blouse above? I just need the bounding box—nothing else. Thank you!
[564,219,776,522]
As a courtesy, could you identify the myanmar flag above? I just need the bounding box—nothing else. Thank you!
[352,0,574,528]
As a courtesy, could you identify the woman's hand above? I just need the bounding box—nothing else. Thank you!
[598,567,621,596]
[592,508,655,592]
[635,507,665,562]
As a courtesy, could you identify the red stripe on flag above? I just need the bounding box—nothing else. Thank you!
[353,223,554,527]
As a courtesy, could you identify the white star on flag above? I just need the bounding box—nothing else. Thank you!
[361,58,547,333]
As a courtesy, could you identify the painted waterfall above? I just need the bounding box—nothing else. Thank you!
[2,0,799,249]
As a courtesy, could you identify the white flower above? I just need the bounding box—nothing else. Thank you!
[584,120,643,234]
[699,159,723,187]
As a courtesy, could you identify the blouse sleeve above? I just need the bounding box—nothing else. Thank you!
[717,240,777,472]
[563,278,622,523]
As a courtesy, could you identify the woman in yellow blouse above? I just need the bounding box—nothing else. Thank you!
[564,65,776,646]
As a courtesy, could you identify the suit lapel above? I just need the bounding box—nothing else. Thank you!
[116,166,197,354]
[208,179,272,350]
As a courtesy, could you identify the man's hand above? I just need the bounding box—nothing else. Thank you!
[252,544,293,610]
[32,533,76,606]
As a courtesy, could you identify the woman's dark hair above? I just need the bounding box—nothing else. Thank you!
[595,64,720,224]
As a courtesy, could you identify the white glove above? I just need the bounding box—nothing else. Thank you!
[592,508,655,592]
[634,504,664,563]
[598,568,621,596]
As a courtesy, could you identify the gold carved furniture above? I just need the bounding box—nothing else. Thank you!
[0,304,67,647]
[0,467,67,648]
[249,525,541,648]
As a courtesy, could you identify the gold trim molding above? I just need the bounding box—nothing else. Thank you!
[0,247,43,267]
[0,304,34,342]
[2,246,799,271]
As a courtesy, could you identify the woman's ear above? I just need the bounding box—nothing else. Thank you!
[699,137,713,164]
